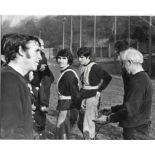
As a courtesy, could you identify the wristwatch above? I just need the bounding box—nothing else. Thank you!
[106,115,110,122]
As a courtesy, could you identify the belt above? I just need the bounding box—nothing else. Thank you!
[58,95,71,100]
[82,85,99,90]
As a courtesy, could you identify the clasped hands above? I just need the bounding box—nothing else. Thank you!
[39,64,47,71]
[93,106,112,124]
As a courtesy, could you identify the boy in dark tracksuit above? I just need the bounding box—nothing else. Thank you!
[32,51,54,138]
[55,49,81,139]
[77,47,112,139]
[38,52,54,109]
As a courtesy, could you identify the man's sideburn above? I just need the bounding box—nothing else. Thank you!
[25,50,31,59]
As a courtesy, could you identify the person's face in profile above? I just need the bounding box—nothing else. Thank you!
[24,40,42,71]
[122,60,133,74]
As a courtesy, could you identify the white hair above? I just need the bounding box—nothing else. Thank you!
[121,48,143,64]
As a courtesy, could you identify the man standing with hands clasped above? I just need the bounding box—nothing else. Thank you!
[94,48,153,140]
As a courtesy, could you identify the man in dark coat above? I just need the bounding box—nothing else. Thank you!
[1,33,42,139]
[32,39,54,139]
[94,48,153,140]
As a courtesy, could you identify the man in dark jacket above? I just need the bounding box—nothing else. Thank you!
[32,39,54,139]
[94,48,153,140]
[1,33,42,139]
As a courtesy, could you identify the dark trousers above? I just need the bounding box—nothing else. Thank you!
[39,76,52,107]
[55,109,79,139]
[123,123,151,140]
[33,110,46,132]
[33,76,52,133]
[55,110,71,139]
[77,110,84,134]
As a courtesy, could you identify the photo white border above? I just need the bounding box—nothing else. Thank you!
[1,0,155,155]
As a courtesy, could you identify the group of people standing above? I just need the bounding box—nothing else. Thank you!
[55,48,112,139]
[0,33,153,140]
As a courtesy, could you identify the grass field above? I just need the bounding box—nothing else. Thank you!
[45,59,155,140]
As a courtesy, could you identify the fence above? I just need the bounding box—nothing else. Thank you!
[43,44,155,76]
[43,45,115,59]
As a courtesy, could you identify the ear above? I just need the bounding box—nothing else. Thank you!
[18,46,24,57]
[128,60,132,65]
[86,56,90,60]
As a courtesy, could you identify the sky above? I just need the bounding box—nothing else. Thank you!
[1,0,155,27]
[2,15,45,26]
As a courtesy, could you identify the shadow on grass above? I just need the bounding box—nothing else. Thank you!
[45,109,123,140]
[95,123,123,140]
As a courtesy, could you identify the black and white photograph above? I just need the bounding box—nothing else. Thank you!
[0,0,155,154]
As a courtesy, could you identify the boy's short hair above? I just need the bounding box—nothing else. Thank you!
[1,33,40,63]
[77,47,92,58]
[56,48,73,65]
[114,40,129,54]
[121,48,144,64]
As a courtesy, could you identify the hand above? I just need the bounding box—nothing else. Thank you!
[96,91,100,101]
[40,64,47,71]
[29,71,34,81]
[32,110,35,115]
[32,104,36,111]
[81,100,86,111]
[40,106,48,112]
[35,87,39,91]
[93,115,107,124]
[99,106,112,116]
[28,83,33,94]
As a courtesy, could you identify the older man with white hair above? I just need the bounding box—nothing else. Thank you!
[94,48,153,140]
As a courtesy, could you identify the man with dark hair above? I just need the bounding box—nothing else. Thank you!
[0,33,42,139]
[55,49,81,139]
[77,47,112,139]
[1,33,13,67]
[114,40,130,104]
[114,40,129,55]
[95,40,130,135]
[99,40,130,116]
[32,39,54,139]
